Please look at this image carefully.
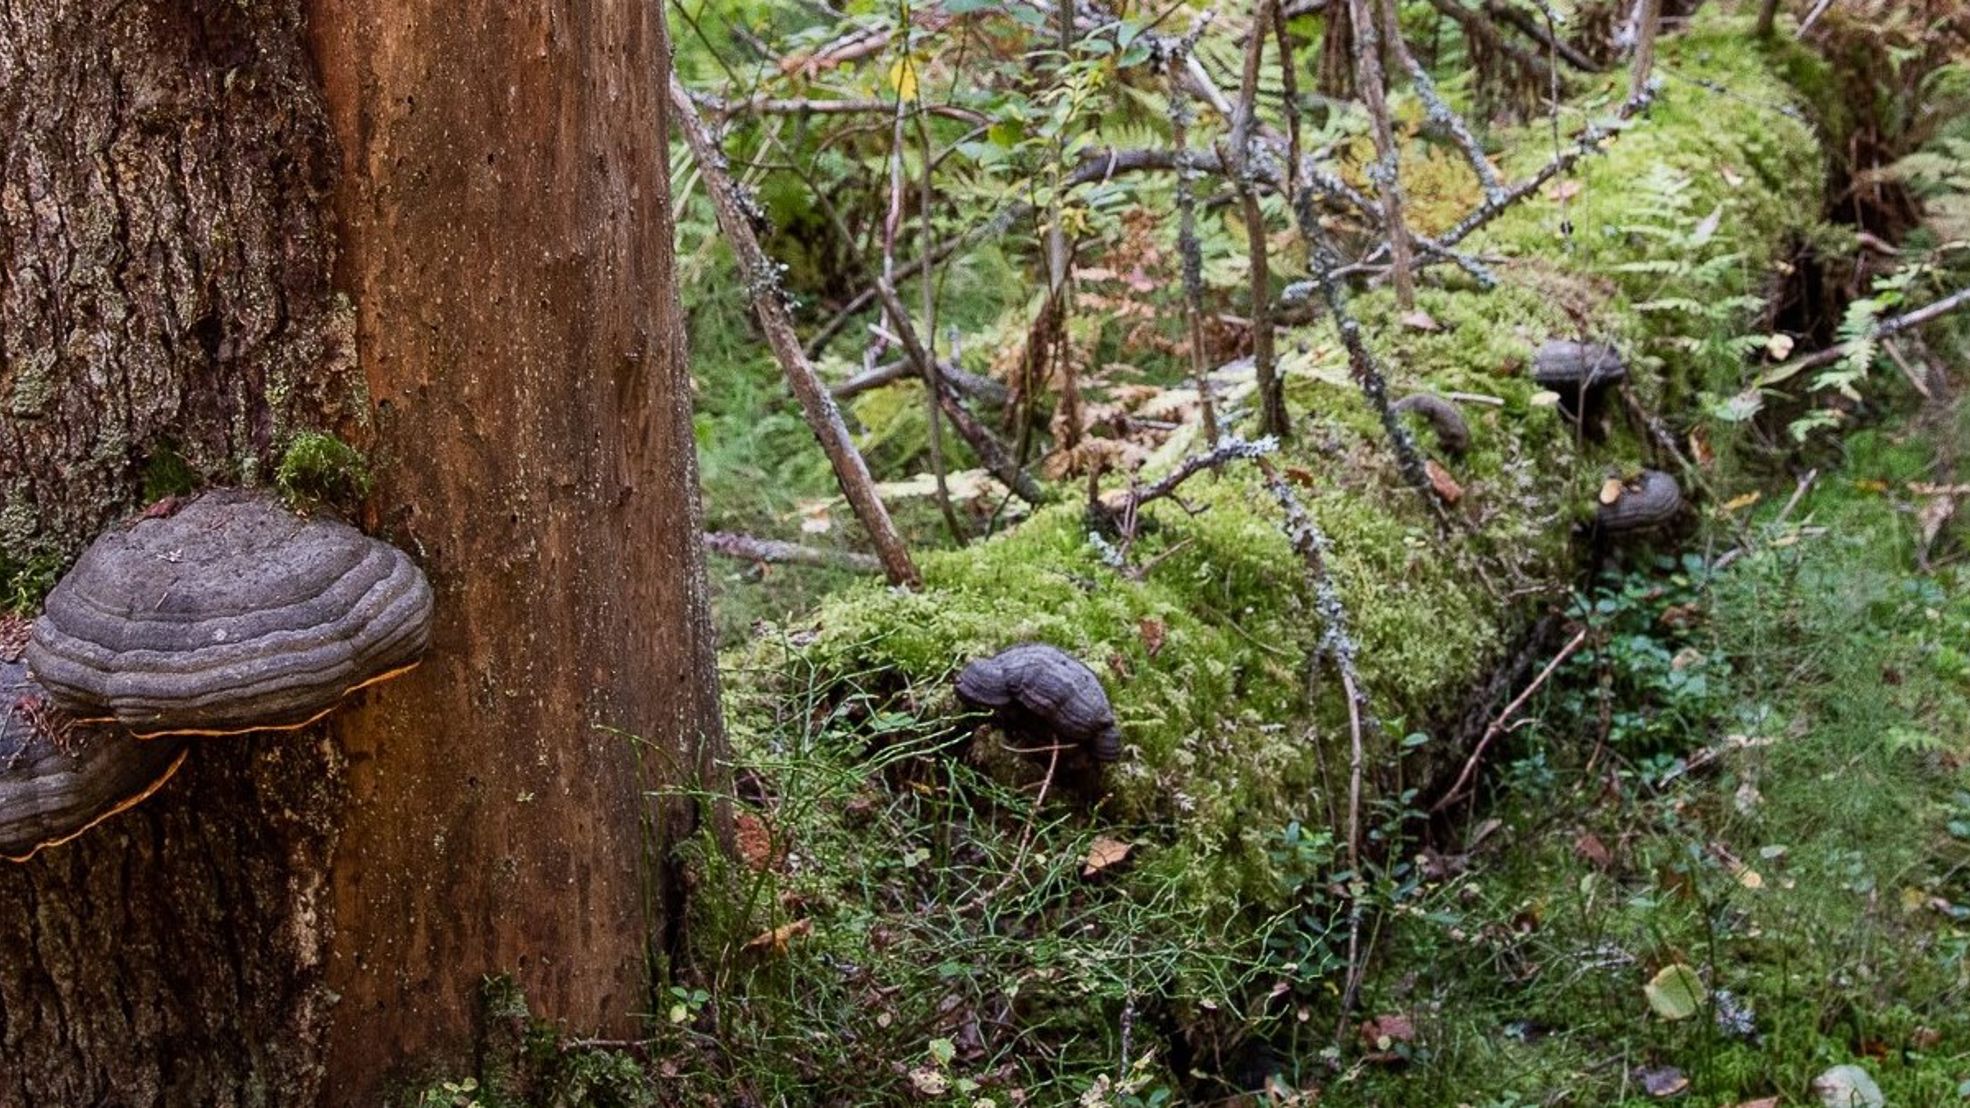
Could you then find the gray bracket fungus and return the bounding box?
[0,657,187,863]
[955,643,1123,762]
[1533,341,1626,422]
[26,489,433,737]
[1596,469,1686,534]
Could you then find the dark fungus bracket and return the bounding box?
[27,489,434,738]
[1533,340,1627,427]
[1596,469,1686,536]
[956,642,1123,763]
[0,656,187,863]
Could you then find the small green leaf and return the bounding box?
[928,1037,956,1066]
[1644,963,1706,1021]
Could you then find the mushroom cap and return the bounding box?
[26,489,433,737]
[956,643,1122,762]
[1532,341,1627,391]
[0,657,187,862]
[1595,469,1685,534]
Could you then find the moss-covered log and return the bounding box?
[709,16,1830,1091]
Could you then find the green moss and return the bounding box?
[274,431,370,509]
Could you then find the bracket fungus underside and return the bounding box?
[27,489,434,738]
[0,657,187,863]
[956,643,1123,763]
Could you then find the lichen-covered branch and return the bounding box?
[704,531,884,573]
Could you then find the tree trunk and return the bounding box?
[0,0,721,1102]
[0,2,351,1103]
[307,1,723,1099]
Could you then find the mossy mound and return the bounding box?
[697,13,1830,1102]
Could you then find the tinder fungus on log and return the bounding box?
[1596,469,1685,535]
[0,656,187,862]
[956,643,1123,762]
[1533,341,1626,423]
[26,489,433,737]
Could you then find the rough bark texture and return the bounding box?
[308,2,724,1100]
[0,0,358,573]
[0,2,350,1103]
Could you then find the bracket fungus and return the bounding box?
[1532,341,1626,425]
[956,643,1123,763]
[1390,393,1472,457]
[0,656,187,862]
[1595,469,1685,535]
[27,489,433,738]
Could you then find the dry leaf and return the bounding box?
[743,917,812,956]
[1600,477,1626,505]
[1082,837,1133,877]
[797,500,835,534]
[1721,491,1762,514]
[1574,832,1613,869]
[1400,310,1442,332]
[1720,166,1747,189]
[735,811,778,871]
[1529,389,1562,408]
[1689,426,1715,467]
[1286,465,1317,488]
[1426,459,1464,505]
[1138,618,1166,658]
[1765,333,1795,360]
[1358,1012,1416,1052]
[1547,178,1584,202]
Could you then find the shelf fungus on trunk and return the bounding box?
[1390,393,1472,457]
[26,489,434,738]
[1532,340,1626,427]
[1595,469,1685,536]
[0,656,187,863]
[956,643,1123,763]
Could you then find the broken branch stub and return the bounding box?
[27,489,433,737]
[0,657,188,862]
[956,643,1123,762]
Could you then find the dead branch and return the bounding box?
[1170,56,1223,446]
[873,279,1052,506]
[1349,0,1417,307]
[700,92,988,125]
[1421,0,1562,94]
[1229,0,1291,438]
[1483,0,1602,72]
[1761,286,1970,383]
[1383,0,1505,201]
[1434,624,1589,811]
[830,357,1010,406]
[704,532,885,574]
[669,74,922,589]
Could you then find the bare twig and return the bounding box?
[1760,286,1970,383]
[874,278,1051,505]
[1170,52,1223,446]
[1483,0,1601,72]
[1433,625,1588,812]
[668,74,922,589]
[1348,0,1417,307]
[1382,0,1504,202]
[1229,0,1290,438]
[1255,458,1379,1045]
[831,357,1009,406]
[704,532,884,574]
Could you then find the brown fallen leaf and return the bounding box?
[735,811,778,871]
[1286,465,1318,488]
[1721,491,1762,514]
[1400,309,1442,332]
[1548,178,1583,202]
[743,917,812,956]
[1358,1012,1416,1053]
[1138,618,1167,658]
[1082,837,1134,877]
[1574,832,1613,869]
[1689,426,1715,468]
[1600,477,1627,505]
[1765,333,1795,360]
[1426,459,1464,505]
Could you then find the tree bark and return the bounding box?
[308,1,723,1100]
[0,2,351,1103]
[0,1,721,1102]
